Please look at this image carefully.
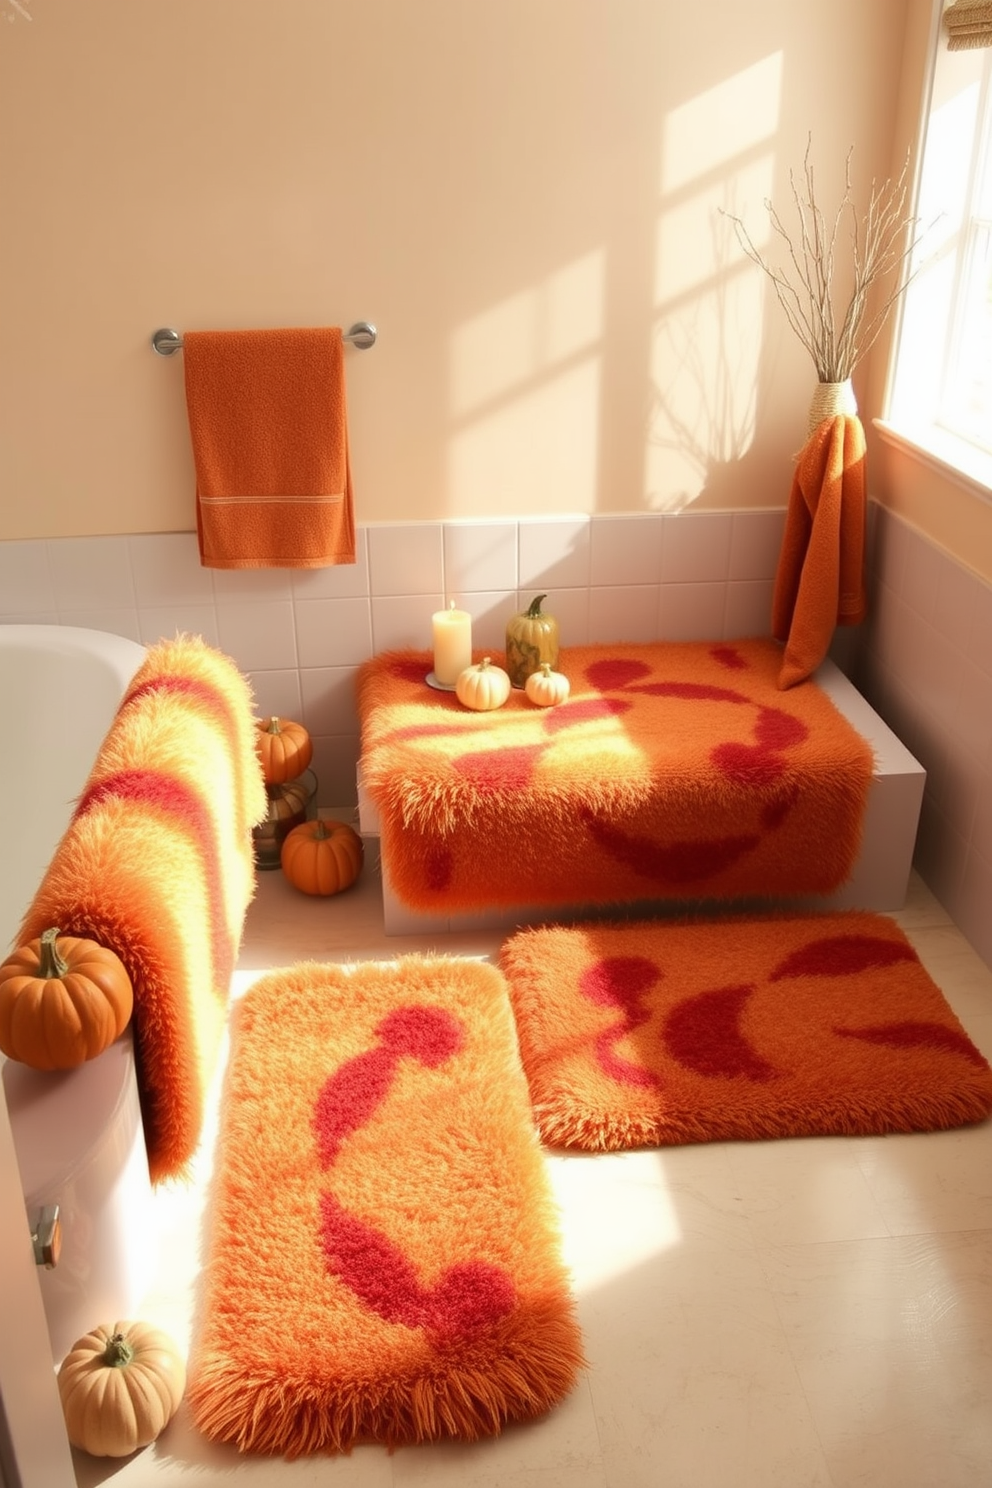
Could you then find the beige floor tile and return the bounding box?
[759,1230,992,1488]
[71,866,991,1487]
[853,1124,992,1235]
[727,1136,892,1246]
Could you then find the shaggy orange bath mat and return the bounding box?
[499,912,992,1150]
[187,957,584,1456]
[357,638,873,915]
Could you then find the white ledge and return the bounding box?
[872,418,992,505]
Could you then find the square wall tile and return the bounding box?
[210,567,294,601]
[868,505,908,592]
[590,515,664,587]
[0,541,54,614]
[729,510,786,581]
[459,591,519,654]
[128,533,215,605]
[0,609,58,625]
[969,578,992,676]
[659,582,727,641]
[588,586,660,643]
[367,523,443,597]
[954,659,992,765]
[217,600,298,672]
[299,665,361,737]
[900,523,944,623]
[518,516,590,591]
[931,551,978,652]
[295,596,373,667]
[290,529,370,599]
[529,587,590,649]
[443,522,517,596]
[724,579,774,638]
[58,608,142,644]
[138,606,219,647]
[248,668,303,723]
[661,511,733,584]
[47,536,136,608]
[371,594,437,653]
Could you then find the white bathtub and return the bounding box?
[0,624,146,953]
[0,623,153,1363]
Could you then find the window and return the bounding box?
[881,8,992,497]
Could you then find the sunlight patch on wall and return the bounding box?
[660,54,783,195]
[447,359,600,511]
[646,54,783,512]
[446,251,604,509]
[449,250,604,417]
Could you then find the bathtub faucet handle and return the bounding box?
[31,1203,62,1268]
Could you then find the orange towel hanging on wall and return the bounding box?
[183,326,356,570]
[771,414,867,690]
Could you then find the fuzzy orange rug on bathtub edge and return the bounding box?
[357,638,875,916]
[18,635,267,1184]
[187,956,584,1457]
[499,911,992,1151]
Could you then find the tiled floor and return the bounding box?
[71,856,992,1488]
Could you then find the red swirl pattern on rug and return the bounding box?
[187,956,584,1455]
[357,640,874,913]
[313,1004,517,1342]
[579,957,663,1090]
[500,911,992,1151]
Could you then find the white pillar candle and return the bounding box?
[432,602,473,685]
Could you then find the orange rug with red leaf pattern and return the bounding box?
[187,956,583,1457]
[499,911,992,1151]
[357,638,873,915]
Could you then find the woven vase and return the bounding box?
[807,378,858,436]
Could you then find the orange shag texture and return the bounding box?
[772,413,867,689]
[500,911,992,1151]
[357,638,874,915]
[187,956,584,1456]
[19,635,267,1183]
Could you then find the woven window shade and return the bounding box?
[944,1,992,49]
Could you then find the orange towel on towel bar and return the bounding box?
[183,326,356,570]
[771,413,867,690]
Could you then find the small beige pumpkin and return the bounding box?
[57,1320,186,1458]
[525,661,570,708]
[455,656,511,711]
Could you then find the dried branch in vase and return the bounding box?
[722,141,928,385]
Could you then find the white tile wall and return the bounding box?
[855,503,992,967]
[3,502,989,967]
[1,511,784,805]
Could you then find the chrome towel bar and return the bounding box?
[151,321,377,356]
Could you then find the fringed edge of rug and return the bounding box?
[361,754,665,837]
[533,1084,992,1153]
[187,1301,586,1457]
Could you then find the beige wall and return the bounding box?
[2,0,914,539]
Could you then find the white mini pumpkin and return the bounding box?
[455,656,512,711]
[57,1320,186,1458]
[524,662,570,707]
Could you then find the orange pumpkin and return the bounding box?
[255,716,313,786]
[0,928,134,1070]
[280,819,364,896]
